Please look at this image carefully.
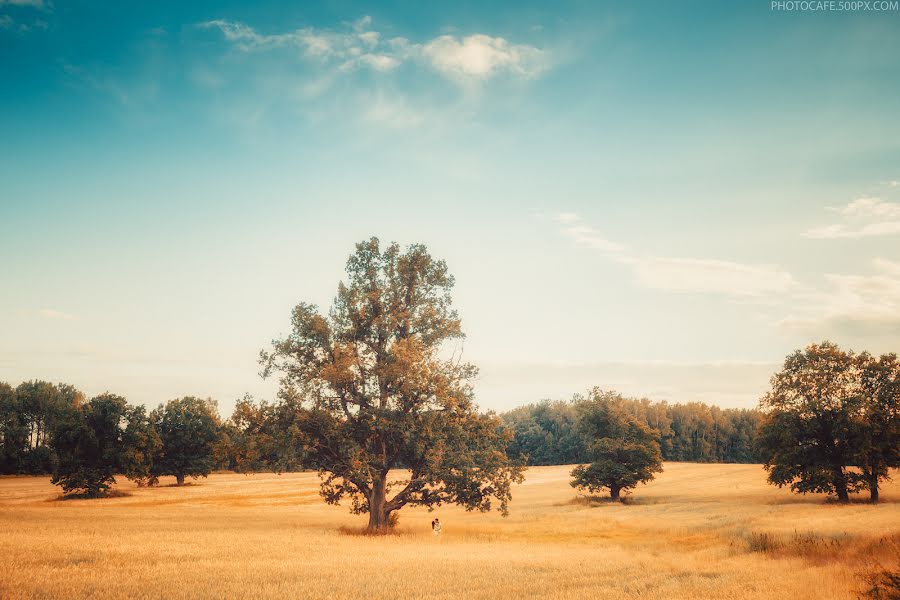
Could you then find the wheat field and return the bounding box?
[1,463,897,599]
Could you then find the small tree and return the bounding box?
[570,389,663,501]
[261,238,525,531]
[51,393,128,497]
[757,342,864,503]
[152,397,220,486]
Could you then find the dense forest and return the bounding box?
[1,379,763,475]
[502,394,763,465]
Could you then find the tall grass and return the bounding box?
[0,463,897,599]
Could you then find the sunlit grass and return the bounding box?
[1,463,897,599]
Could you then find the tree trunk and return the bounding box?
[832,467,849,503]
[176,473,185,486]
[869,471,879,504]
[610,484,621,502]
[367,476,392,532]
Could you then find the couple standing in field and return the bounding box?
[431,518,442,536]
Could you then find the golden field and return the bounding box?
[1,463,898,600]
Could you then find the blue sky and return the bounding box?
[1,0,899,413]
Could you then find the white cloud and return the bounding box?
[623,256,796,297]
[36,308,75,321]
[779,258,900,336]
[0,0,49,8]
[554,213,795,297]
[201,17,547,83]
[422,34,546,79]
[836,196,900,219]
[554,214,624,253]
[803,196,900,239]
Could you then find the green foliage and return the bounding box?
[261,237,525,531]
[570,389,663,500]
[152,397,220,485]
[121,404,162,487]
[219,394,306,473]
[0,382,29,473]
[503,400,589,466]
[0,381,83,474]
[50,393,128,497]
[757,341,899,503]
[504,396,762,466]
[856,352,900,503]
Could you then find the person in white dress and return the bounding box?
[431,518,442,536]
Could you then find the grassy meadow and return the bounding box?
[1,463,898,599]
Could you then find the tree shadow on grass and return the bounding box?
[337,525,403,537]
[767,494,900,506]
[49,489,133,502]
[562,494,650,507]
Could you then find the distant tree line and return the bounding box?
[0,383,222,495]
[2,339,897,506]
[502,394,763,466]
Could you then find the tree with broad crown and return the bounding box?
[50,393,128,497]
[260,237,525,532]
[756,342,866,503]
[570,389,663,501]
[152,397,220,486]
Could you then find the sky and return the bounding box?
[1,0,899,415]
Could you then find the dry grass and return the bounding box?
[1,463,898,599]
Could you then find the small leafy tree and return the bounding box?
[51,393,128,497]
[261,237,525,531]
[757,342,864,503]
[570,389,663,501]
[152,397,220,486]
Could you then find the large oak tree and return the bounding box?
[261,238,524,531]
[757,342,865,503]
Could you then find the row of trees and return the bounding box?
[503,396,762,466]
[0,386,221,495]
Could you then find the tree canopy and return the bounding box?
[757,342,900,503]
[261,237,524,531]
[152,397,220,486]
[51,393,129,497]
[570,390,663,501]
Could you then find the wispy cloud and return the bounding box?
[803,196,900,239]
[422,34,545,80]
[35,308,75,321]
[554,213,796,297]
[779,258,900,336]
[0,0,50,9]
[553,213,624,253]
[362,92,425,128]
[200,16,547,83]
